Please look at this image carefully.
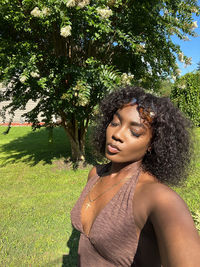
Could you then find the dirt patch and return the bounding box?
[52,158,93,171]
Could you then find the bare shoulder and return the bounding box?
[87,166,98,181]
[135,171,189,211]
[145,181,187,210]
[141,180,200,267]
[133,173,185,229]
[139,180,194,224]
[87,163,109,182]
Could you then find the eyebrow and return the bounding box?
[115,111,145,128]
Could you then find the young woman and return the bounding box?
[71,86,200,267]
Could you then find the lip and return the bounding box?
[107,143,121,154]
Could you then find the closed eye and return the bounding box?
[130,130,141,138]
[110,121,119,127]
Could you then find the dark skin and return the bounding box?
[81,105,200,267]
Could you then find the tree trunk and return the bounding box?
[47,126,54,143]
[66,131,85,162]
[62,121,87,162]
[59,110,90,162]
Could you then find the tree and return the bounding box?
[171,71,200,126]
[155,78,173,97]
[0,0,199,161]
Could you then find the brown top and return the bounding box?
[71,167,161,267]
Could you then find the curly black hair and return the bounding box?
[93,86,193,185]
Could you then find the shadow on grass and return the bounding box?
[42,228,80,267]
[62,228,80,267]
[0,127,70,166]
[0,126,99,167]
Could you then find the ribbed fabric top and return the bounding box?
[71,167,142,267]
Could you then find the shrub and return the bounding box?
[170,72,200,126]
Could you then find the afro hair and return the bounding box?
[93,86,193,185]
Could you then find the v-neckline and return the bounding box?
[80,174,134,238]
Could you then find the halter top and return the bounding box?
[71,166,161,267]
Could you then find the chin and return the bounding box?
[105,153,118,162]
[105,153,142,165]
[105,153,126,163]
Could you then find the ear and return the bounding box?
[147,146,152,153]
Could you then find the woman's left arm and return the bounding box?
[149,185,200,267]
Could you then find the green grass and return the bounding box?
[0,126,199,266]
[0,126,88,266]
[173,128,200,214]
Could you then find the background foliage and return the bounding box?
[0,0,199,160]
[171,71,200,126]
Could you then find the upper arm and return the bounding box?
[87,163,109,182]
[149,186,200,267]
[87,166,97,182]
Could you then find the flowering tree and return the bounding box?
[0,0,199,161]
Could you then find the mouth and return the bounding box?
[107,143,121,154]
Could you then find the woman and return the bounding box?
[71,86,200,266]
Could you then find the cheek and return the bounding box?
[106,126,112,139]
[105,128,108,140]
[127,138,150,158]
[129,142,147,154]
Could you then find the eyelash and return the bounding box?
[110,121,141,138]
[110,121,119,127]
[130,131,141,138]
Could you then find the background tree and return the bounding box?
[157,78,173,97]
[0,0,199,161]
[171,71,200,126]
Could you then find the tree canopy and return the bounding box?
[0,0,199,161]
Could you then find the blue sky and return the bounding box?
[173,1,200,76]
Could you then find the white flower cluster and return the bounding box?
[179,84,186,89]
[19,75,27,83]
[78,97,89,106]
[31,7,41,17]
[184,57,192,67]
[164,9,169,15]
[66,0,90,8]
[60,25,72,37]
[73,80,83,92]
[171,75,176,81]
[137,44,146,53]
[191,21,198,29]
[97,7,113,19]
[191,7,198,13]
[78,0,90,8]
[72,80,90,106]
[30,71,40,78]
[178,52,184,63]
[31,6,50,17]
[121,73,134,85]
[42,7,50,16]
[66,0,76,7]
[183,35,189,41]
[176,69,181,76]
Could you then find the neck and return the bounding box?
[107,161,142,178]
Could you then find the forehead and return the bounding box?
[116,105,141,123]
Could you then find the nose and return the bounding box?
[112,127,124,143]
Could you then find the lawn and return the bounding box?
[0,126,199,266]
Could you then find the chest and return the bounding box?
[81,178,129,237]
